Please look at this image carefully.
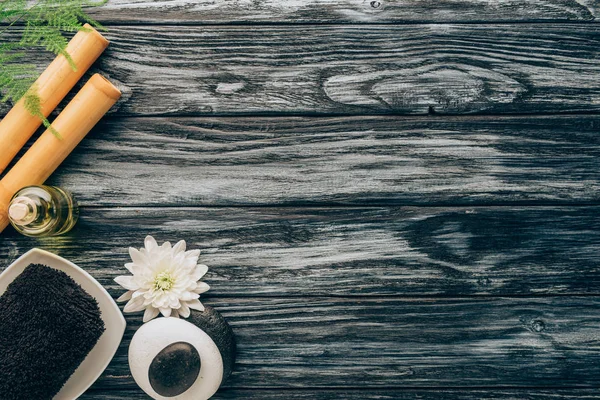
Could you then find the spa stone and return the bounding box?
[188,306,236,382]
[129,317,225,400]
[149,342,201,397]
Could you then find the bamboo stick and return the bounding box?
[0,74,121,233]
[0,23,109,174]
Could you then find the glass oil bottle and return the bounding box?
[8,185,79,237]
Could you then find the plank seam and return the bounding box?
[95,110,600,119]
[77,204,600,209]
[199,294,600,299]
[67,21,600,27]
[88,385,600,391]
[99,112,600,120]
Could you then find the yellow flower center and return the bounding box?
[154,270,175,291]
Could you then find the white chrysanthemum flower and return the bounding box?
[115,235,210,322]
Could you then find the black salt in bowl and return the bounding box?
[0,264,105,400]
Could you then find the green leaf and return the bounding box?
[0,0,106,138]
[22,86,62,139]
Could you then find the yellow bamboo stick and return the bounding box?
[0,74,121,233]
[0,23,109,174]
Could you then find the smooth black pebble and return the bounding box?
[149,342,201,397]
[188,306,236,383]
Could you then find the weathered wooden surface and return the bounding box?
[2,2,600,398]
[82,297,600,389]
[6,24,599,117]
[97,24,599,115]
[81,389,600,400]
[40,115,600,206]
[1,206,598,296]
[87,0,600,23]
[82,389,600,399]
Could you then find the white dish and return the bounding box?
[0,248,126,400]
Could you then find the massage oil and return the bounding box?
[8,185,79,237]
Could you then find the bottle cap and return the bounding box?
[8,197,37,225]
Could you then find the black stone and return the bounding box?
[188,306,236,382]
[149,342,201,397]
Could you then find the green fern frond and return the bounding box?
[0,62,36,103]
[22,86,62,139]
[0,0,106,138]
[20,23,76,69]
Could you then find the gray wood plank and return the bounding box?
[6,24,599,116]
[86,297,600,389]
[42,116,600,206]
[81,388,600,399]
[105,24,600,115]
[1,206,599,296]
[87,0,599,23]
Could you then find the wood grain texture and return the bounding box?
[1,8,599,397]
[83,297,600,389]
[1,206,598,296]
[6,24,599,116]
[39,115,600,206]
[87,0,600,23]
[81,388,600,399]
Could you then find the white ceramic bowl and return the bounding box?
[0,248,126,400]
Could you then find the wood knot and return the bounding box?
[323,63,525,114]
[477,277,492,287]
[530,319,545,332]
[370,1,381,8]
[216,82,246,95]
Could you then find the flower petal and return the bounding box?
[145,235,158,251]
[192,265,209,281]
[186,299,205,312]
[169,296,181,309]
[171,309,180,318]
[132,290,146,299]
[173,240,186,255]
[153,293,169,309]
[185,249,200,260]
[160,307,172,317]
[179,302,191,318]
[179,259,197,273]
[143,307,160,322]
[172,253,186,269]
[116,290,133,302]
[124,296,145,313]
[181,292,200,301]
[133,275,148,289]
[194,282,210,294]
[155,253,172,272]
[115,276,140,291]
[129,247,149,266]
[125,262,137,274]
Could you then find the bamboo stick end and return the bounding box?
[90,74,122,101]
[82,23,109,48]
